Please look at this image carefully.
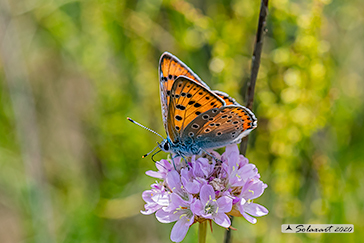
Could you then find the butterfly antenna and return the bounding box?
[142,143,160,158]
[127,117,164,140]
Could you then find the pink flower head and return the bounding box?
[140,144,268,242]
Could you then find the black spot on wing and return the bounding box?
[176,104,186,110]
[194,103,201,108]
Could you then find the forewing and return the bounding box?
[167,76,225,143]
[182,105,257,149]
[159,52,209,132]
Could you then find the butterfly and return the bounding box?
[155,52,257,157]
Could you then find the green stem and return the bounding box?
[198,221,207,243]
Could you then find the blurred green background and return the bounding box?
[0,0,363,242]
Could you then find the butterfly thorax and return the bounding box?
[159,137,202,157]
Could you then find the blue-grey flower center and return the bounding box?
[174,206,193,221]
[204,196,219,215]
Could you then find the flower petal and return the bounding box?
[216,196,233,213]
[190,200,203,215]
[239,164,258,179]
[182,178,200,194]
[141,190,154,203]
[213,213,231,228]
[151,192,170,206]
[172,156,184,171]
[192,160,205,178]
[145,170,162,178]
[156,208,179,223]
[170,215,193,242]
[198,158,212,177]
[242,180,267,200]
[199,184,215,204]
[168,193,188,209]
[242,212,257,224]
[244,203,269,217]
[181,168,201,194]
[156,159,172,172]
[238,155,249,167]
[140,205,161,215]
[236,198,247,217]
[224,144,239,161]
[166,170,181,190]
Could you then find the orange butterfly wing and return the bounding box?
[167,76,225,143]
[159,52,255,146]
[159,52,209,132]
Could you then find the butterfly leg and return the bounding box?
[170,153,177,170]
[202,149,222,163]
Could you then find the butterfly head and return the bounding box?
[158,138,172,153]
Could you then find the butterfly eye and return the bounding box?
[163,142,170,151]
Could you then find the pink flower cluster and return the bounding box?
[141,144,268,242]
